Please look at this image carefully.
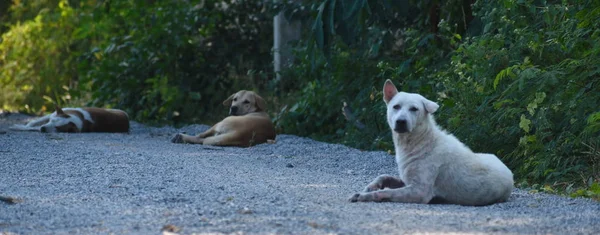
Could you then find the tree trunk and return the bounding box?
[273,9,301,81]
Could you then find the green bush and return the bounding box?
[275,45,392,150]
[275,0,469,150]
[440,0,600,185]
[0,0,79,112]
[1,0,277,122]
[277,0,600,190]
[78,0,277,124]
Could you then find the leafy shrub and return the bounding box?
[275,44,392,150]
[79,0,277,124]
[440,0,600,185]
[1,0,277,123]
[570,183,600,201]
[278,0,600,189]
[0,0,79,112]
[275,0,470,150]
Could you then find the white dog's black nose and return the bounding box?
[229,106,239,115]
[40,126,47,133]
[394,120,408,133]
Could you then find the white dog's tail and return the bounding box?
[9,124,41,131]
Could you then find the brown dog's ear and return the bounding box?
[223,93,235,106]
[254,93,267,111]
[383,79,398,104]
[55,105,65,115]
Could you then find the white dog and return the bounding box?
[349,79,514,206]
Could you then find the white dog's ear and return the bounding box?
[422,97,439,114]
[223,93,235,106]
[383,79,398,104]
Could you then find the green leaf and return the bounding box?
[494,67,511,90]
[587,112,600,124]
[483,22,492,34]
[328,0,337,35]
[583,111,600,135]
[527,92,546,115]
[189,92,201,100]
[343,0,366,20]
[519,114,531,133]
[312,1,327,52]
[493,99,514,109]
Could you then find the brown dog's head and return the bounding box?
[222,90,266,116]
[40,105,82,133]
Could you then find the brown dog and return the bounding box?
[171,90,276,147]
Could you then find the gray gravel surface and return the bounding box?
[1,112,599,235]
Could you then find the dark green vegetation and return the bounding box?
[1,0,276,123]
[1,0,598,199]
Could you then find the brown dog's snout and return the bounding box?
[394,119,408,133]
[229,106,239,116]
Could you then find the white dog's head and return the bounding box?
[40,106,83,133]
[383,79,439,134]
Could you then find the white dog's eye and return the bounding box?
[243,100,250,104]
[233,98,238,101]
[393,105,401,110]
[409,107,418,112]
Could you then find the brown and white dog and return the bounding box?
[9,106,130,133]
[171,90,276,147]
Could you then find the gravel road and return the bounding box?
[1,112,599,235]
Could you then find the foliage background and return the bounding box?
[1,0,277,123]
[1,0,598,197]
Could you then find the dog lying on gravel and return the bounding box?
[9,106,129,133]
[171,90,276,147]
[349,80,514,206]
